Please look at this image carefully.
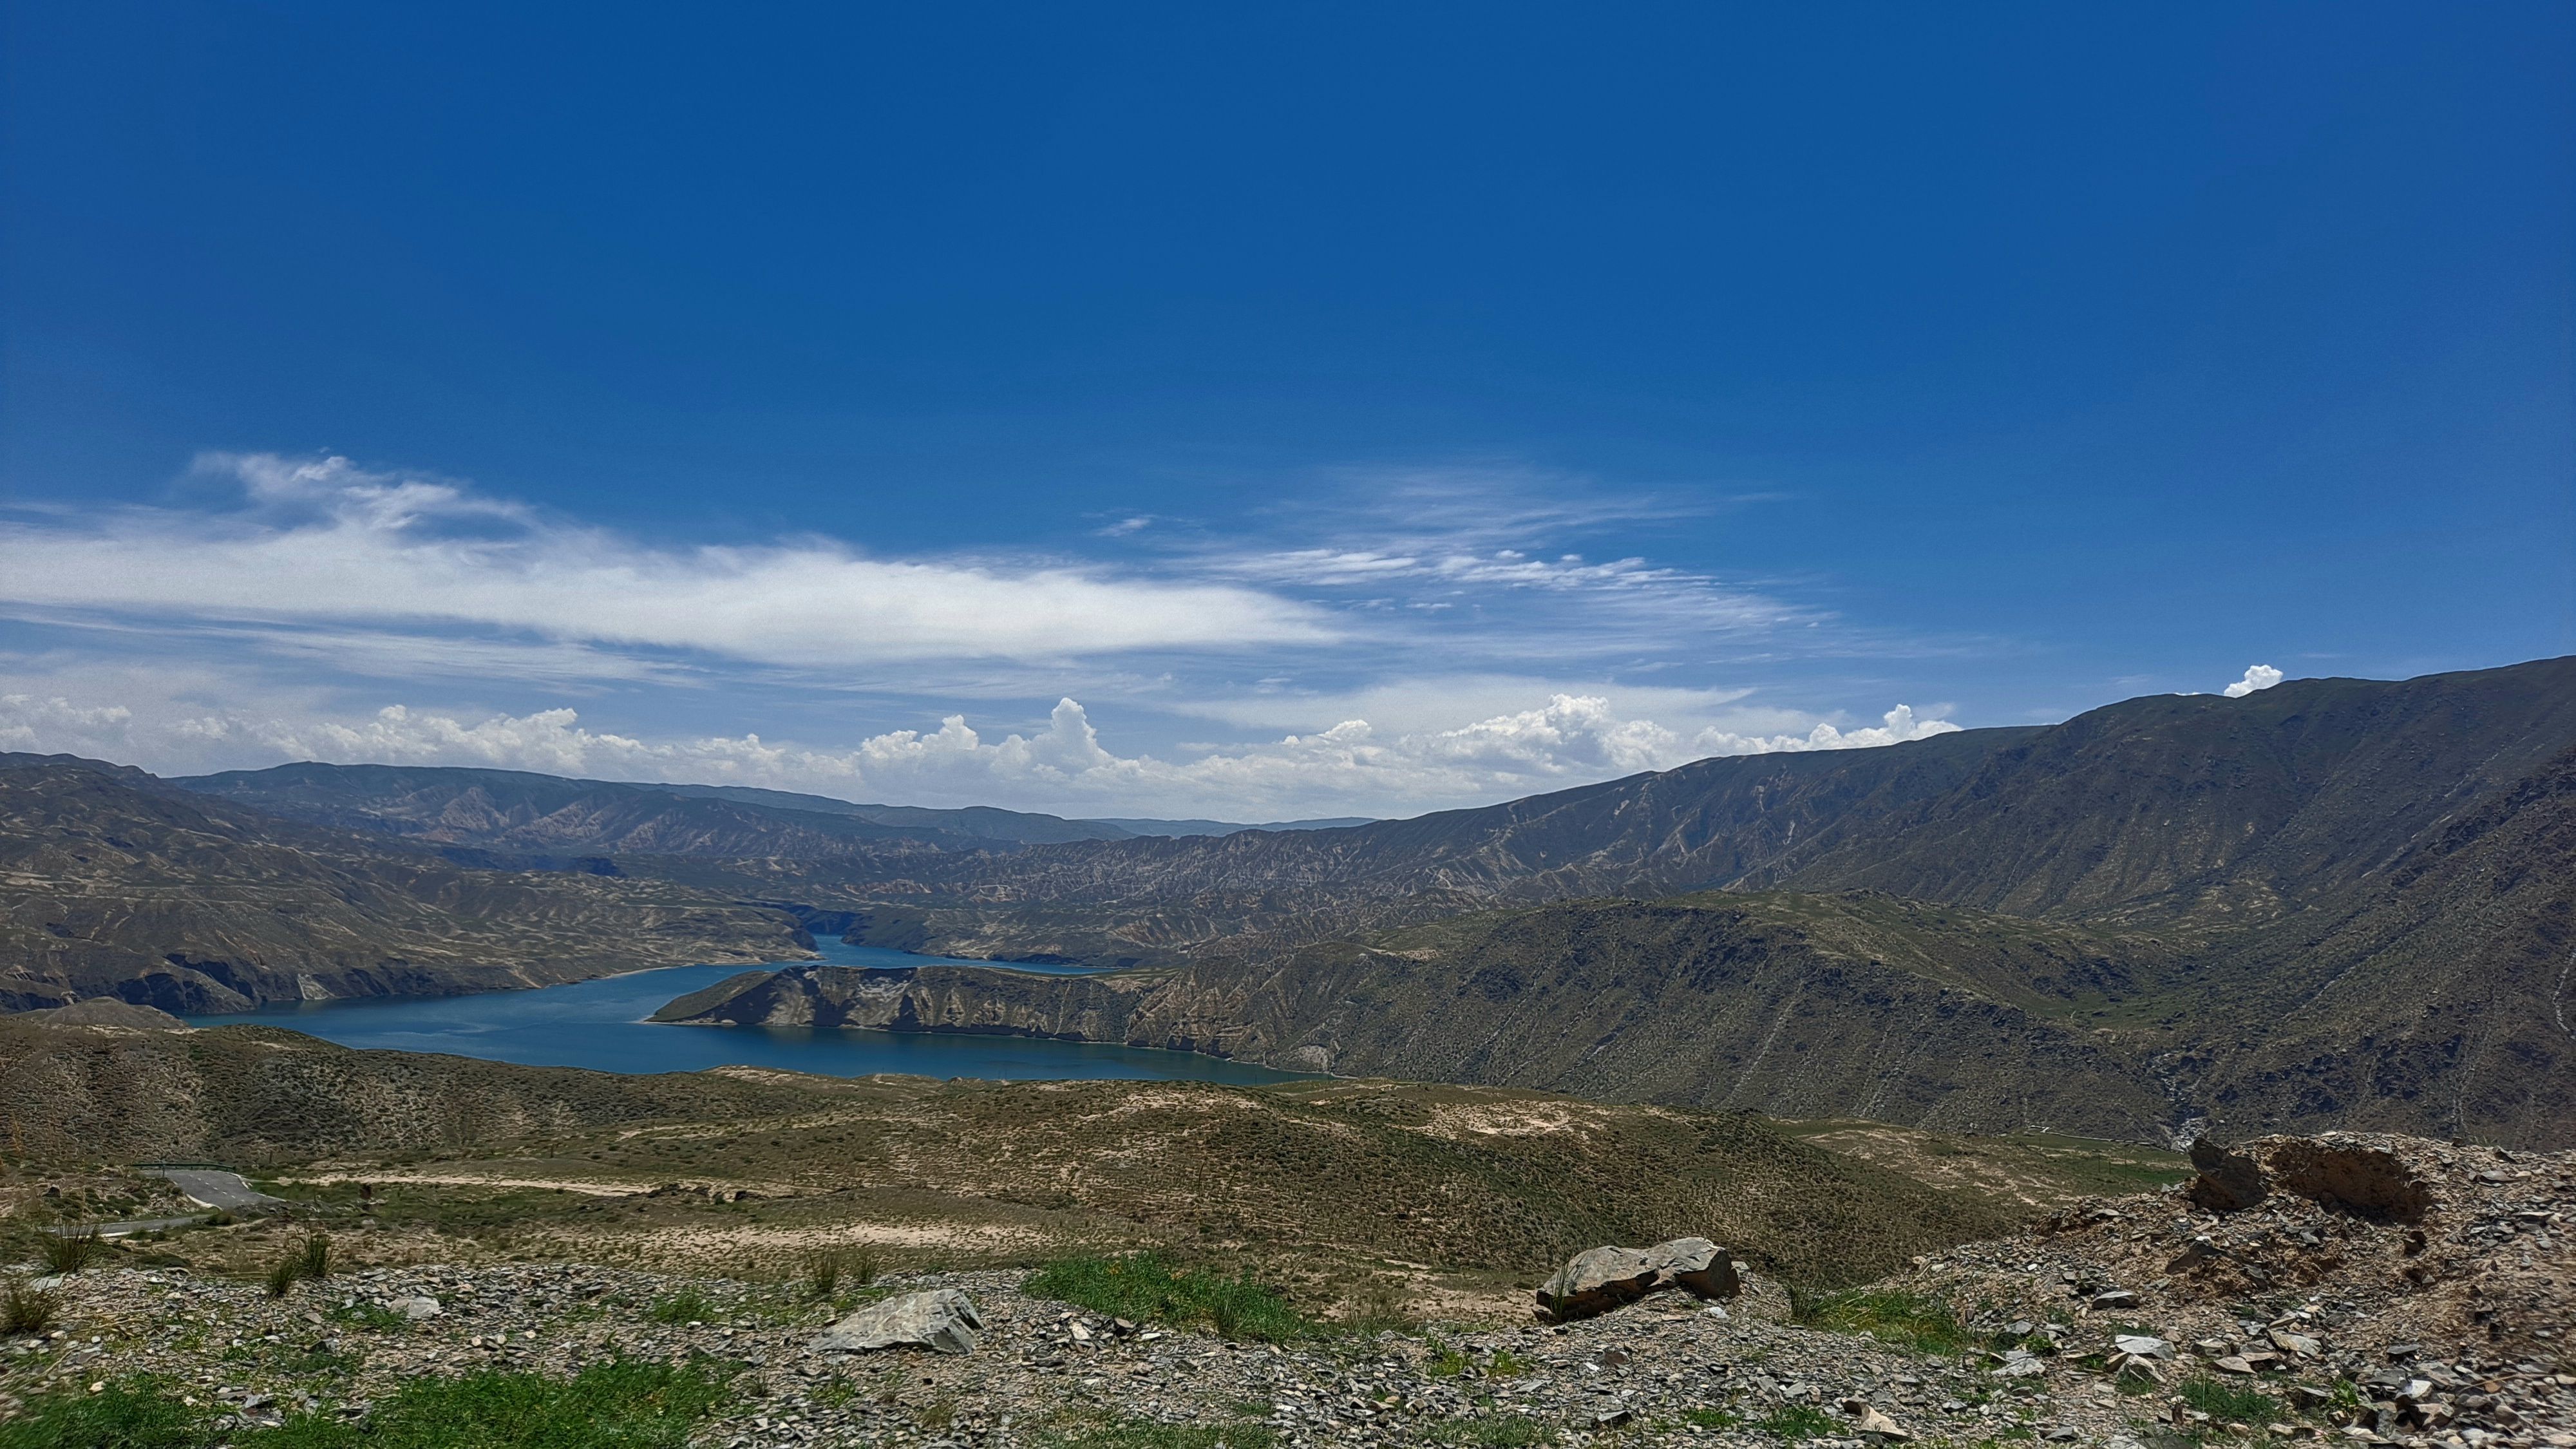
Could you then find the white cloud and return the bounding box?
[2222,663,2285,698]
[24,689,1961,818]
[0,694,134,753]
[0,453,1333,669]
[0,449,1986,816]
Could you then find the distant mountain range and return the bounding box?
[659,656,2576,1148]
[5,656,2570,1146]
[0,754,807,1014]
[175,762,1373,857]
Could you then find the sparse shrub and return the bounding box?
[3,1278,59,1336]
[1757,1404,1841,1440]
[1795,1289,1976,1354]
[1343,1278,1414,1335]
[37,1227,101,1277]
[645,1289,715,1325]
[1024,1253,1313,1343]
[265,1255,300,1299]
[1425,1414,1556,1446]
[1041,1415,1280,1449]
[2179,1374,2281,1426]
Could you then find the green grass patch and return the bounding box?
[2177,1375,2280,1426]
[325,1300,409,1333]
[1424,1415,1556,1447]
[643,1288,716,1325]
[1040,1413,1279,1449]
[1795,1289,1976,1354]
[0,1359,736,1449]
[0,1376,200,1449]
[1023,1253,1314,1343]
[1758,1405,1842,1441]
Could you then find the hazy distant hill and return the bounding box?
[1086,816,1378,837]
[177,764,1378,856]
[0,755,804,1012]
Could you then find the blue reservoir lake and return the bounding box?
[186,938,1306,1086]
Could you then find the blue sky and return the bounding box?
[2,3,2569,817]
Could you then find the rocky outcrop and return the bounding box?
[2184,1133,2433,1222]
[2185,1137,2270,1212]
[14,998,187,1030]
[649,964,1175,1046]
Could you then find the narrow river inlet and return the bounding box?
[184,938,1308,1085]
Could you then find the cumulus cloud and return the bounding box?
[2222,664,2285,698]
[0,453,1332,669]
[0,694,135,753]
[46,690,1960,818]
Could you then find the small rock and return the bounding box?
[389,1296,441,1321]
[2091,1289,2142,1311]
[2115,1335,2173,1359]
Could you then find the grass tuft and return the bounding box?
[37,1228,102,1277]
[803,1245,877,1302]
[1024,1253,1314,1343]
[3,1278,59,1336]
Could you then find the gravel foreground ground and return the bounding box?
[0,1132,2565,1449]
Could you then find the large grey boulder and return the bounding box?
[1535,1246,1660,1321]
[1647,1237,1742,1300]
[810,1289,984,1355]
[1535,1236,1740,1321]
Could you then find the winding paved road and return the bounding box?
[141,1168,290,1214]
